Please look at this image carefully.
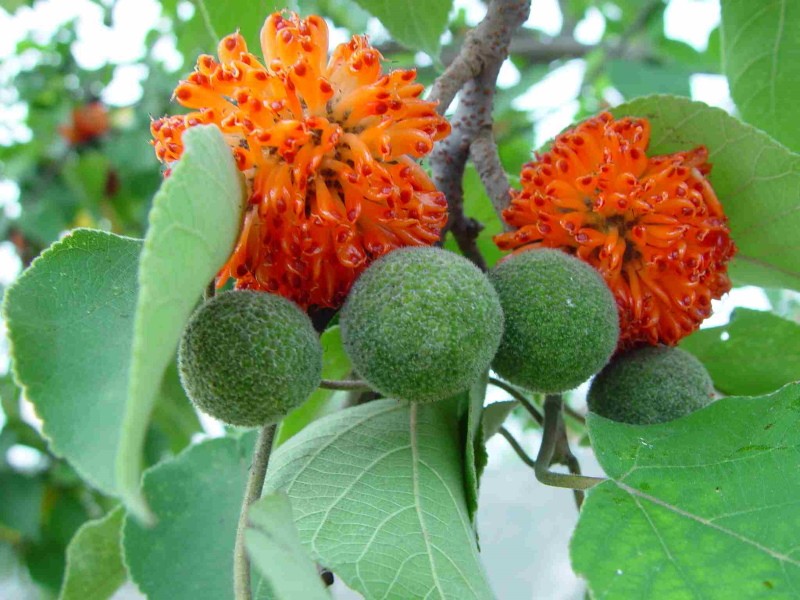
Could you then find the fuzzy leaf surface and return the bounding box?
[116,124,244,522]
[264,398,494,600]
[572,384,800,598]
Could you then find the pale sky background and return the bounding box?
[0,2,780,597]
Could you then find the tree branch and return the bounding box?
[319,378,372,391]
[429,0,531,268]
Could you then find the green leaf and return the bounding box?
[611,95,800,291]
[60,507,126,600]
[0,472,44,540]
[276,326,351,446]
[572,384,800,598]
[722,0,800,152]
[116,124,244,523]
[681,308,800,396]
[607,60,692,99]
[123,434,256,600]
[464,373,488,524]
[351,0,453,58]
[149,361,203,458]
[264,398,494,600]
[482,400,517,441]
[245,494,331,600]
[4,229,141,493]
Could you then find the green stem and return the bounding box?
[535,395,604,492]
[234,424,277,600]
[319,378,372,392]
[488,377,544,425]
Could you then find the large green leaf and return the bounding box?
[123,434,256,600]
[681,308,800,396]
[60,507,126,600]
[276,326,351,446]
[612,95,800,291]
[351,0,452,58]
[572,384,800,598]
[246,494,331,600]
[607,60,692,99]
[4,230,141,493]
[721,0,800,152]
[116,124,244,522]
[464,373,488,524]
[264,398,494,600]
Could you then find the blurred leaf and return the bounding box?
[681,308,800,396]
[608,59,692,98]
[124,434,256,600]
[245,494,331,600]
[61,152,110,214]
[722,0,800,152]
[4,229,141,494]
[351,0,453,58]
[573,384,800,598]
[264,398,494,600]
[60,507,126,600]
[612,95,800,291]
[116,125,244,523]
[276,326,350,445]
[482,400,517,441]
[0,472,45,540]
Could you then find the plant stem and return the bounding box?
[498,426,536,468]
[319,378,372,391]
[488,377,544,425]
[535,395,604,492]
[234,424,277,600]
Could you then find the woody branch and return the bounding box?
[428,0,531,269]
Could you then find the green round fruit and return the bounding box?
[489,248,619,393]
[588,345,714,424]
[178,290,322,427]
[340,247,504,403]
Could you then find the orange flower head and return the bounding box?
[151,12,450,309]
[495,112,736,350]
[60,101,110,145]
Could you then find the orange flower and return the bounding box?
[60,101,110,145]
[495,112,736,349]
[151,13,449,309]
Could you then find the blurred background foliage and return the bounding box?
[0,0,763,596]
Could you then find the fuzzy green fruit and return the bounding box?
[178,290,322,426]
[340,247,504,403]
[588,345,714,424]
[489,248,619,393]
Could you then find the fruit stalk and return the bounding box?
[234,423,277,600]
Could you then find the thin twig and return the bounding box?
[488,377,543,426]
[563,404,586,425]
[319,378,372,392]
[534,395,604,492]
[498,426,536,468]
[234,424,277,600]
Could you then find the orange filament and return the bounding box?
[495,112,736,349]
[151,12,450,309]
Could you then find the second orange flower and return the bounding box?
[152,13,450,310]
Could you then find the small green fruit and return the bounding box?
[340,247,504,403]
[178,290,322,426]
[588,345,714,424]
[489,248,619,393]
